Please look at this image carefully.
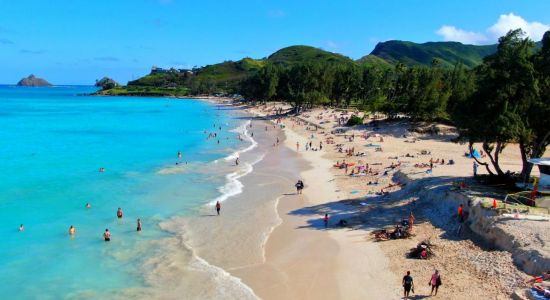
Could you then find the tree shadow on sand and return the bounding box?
[287,173,506,246]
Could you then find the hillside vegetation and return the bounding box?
[359,41,497,68]
[100,38,542,96]
[267,45,354,66]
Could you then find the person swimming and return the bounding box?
[137,218,142,232]
[99,167,105,172]
[69,225,76,235]
[117,208,123,219]
[85,203,91,209]
[177,151,182,159]
[19,224,24,232]
[103,229,111,241]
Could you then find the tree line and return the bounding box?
[239,30,550,182]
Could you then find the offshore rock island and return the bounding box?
[16,74,52,87]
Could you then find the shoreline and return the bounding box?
[235,102,546,299]
[74,95,545,299]
[234,105,399,299]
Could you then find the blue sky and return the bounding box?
[1,0,549,85]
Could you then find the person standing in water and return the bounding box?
[19,224,24,232]
[235,157,239,166]
[136,219,142,232]
[117,208,123,219]
[215,201,221,216]
[323,214,329,228]
[177,151,182,159]
[103,229,111,241]
[69,225,76,236]
[85,203,91,209]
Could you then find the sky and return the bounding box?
[1,0,550,85]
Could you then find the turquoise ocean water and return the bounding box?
[0,86,246,298]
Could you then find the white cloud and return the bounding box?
[488,13,549,41]
[436,13,550,44]
[436,25,488,44]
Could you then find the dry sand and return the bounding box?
[239,103,548,299]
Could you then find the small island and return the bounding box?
[95,77,120,90]
[17,74,52,87]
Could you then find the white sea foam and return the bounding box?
[121,222,259,300]
[209,153,265,205]
[224,120,257,162]
[184,240,259,299]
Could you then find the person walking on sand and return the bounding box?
[473,161,478,177]
[408,211,415,232]
[235,157,239,166]
[117,207,123,219]
[137,218,142,232]
[295,180,304,194]
[104,229,111,241]
[296,142,299,152]
[323,214,329,228]
[215,201,221,216]
[402,271,414,299]
[429,270,442,296]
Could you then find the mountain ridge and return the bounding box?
[97,38,543,96]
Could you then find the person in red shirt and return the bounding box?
[458,204,464,223]
[323,214,329,228]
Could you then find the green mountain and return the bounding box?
[267,45,354,65]
[98,46,351,96]
[127,58,264,87]
[358,41,497,68]
[98,39,542,96]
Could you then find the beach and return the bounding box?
[2,88,547,299]
[230,102,548,299]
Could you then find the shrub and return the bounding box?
[346,115,363,126]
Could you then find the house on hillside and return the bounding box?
[151,66,170,74]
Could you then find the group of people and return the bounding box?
[104,207,142,241]
[402,270,442,299]
[19,205,144,242]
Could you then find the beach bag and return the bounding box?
[436,276,442,286]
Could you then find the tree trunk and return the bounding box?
[482,142,505,176]
[469,143,494,175]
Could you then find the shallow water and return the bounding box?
[0,86,249,298]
